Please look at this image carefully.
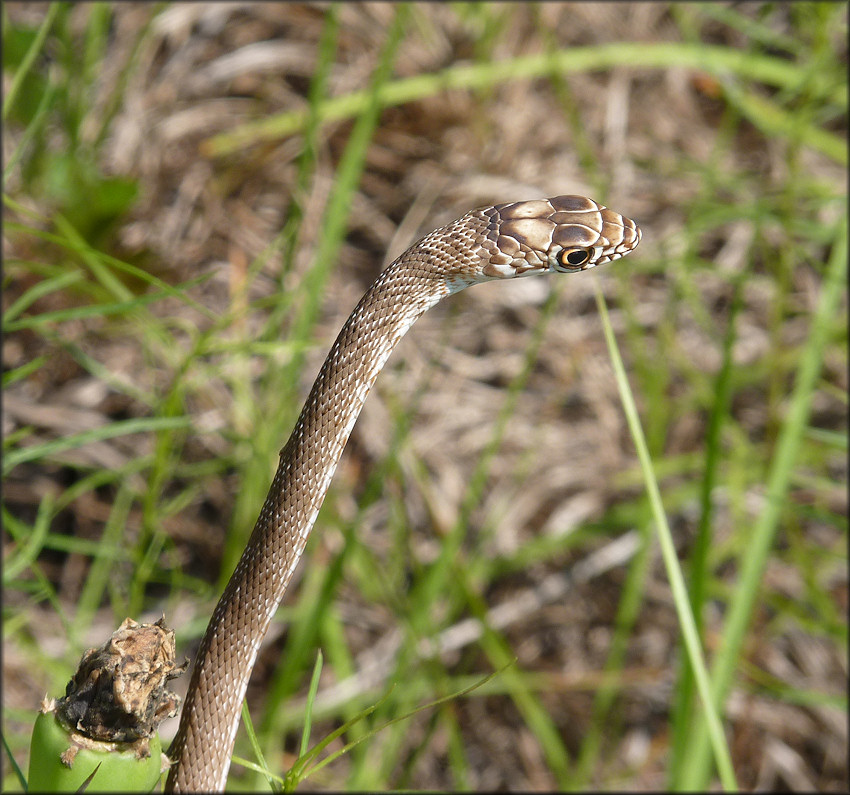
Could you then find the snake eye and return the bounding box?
[556,247,593,271]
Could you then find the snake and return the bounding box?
[165,195,641,791]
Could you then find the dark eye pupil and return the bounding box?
[565,249,589,266]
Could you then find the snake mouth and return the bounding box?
[601,221,642,263]
[595,247,636,267]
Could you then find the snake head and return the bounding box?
[478,195,641,279]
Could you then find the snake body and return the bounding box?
[166,195,640,791]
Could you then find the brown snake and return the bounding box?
[166,195,641,791]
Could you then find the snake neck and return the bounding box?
[165,254,460,791]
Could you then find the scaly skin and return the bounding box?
[166,195,641,791]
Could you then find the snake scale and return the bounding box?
[166,195,641,791]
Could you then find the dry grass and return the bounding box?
[3,2,847,791]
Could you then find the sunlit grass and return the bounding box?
[3,2,846,791]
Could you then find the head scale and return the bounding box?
[476,194,641,280]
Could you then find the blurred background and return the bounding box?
[3,2,847,791]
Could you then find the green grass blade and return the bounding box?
[275,1,339,283]
[1,729,28,791]
[239,700,275,791]
[204,42,844,155]
[3,416,191,474]
[301,669,502,783]
[2,492,54,584]
[402,284,574,785]
[73,484,135,634]
[573,515,654,788]
[3,269,84,324]
[669,273,745,783]
[678,213,848,789]
[2,2,59,120]
[721,79,846,165]
[4,216,216,319]
[300,650,324,758]
[3,291,175,332]
[3,79,58,186]
[52,213,133,301]
[286,691,391,785]
[222,2,410,577]
[285,3,410,351]
[229,753,284,788]
[2,274,212,332]
[594,281,738,791]
[2,355,47,388]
